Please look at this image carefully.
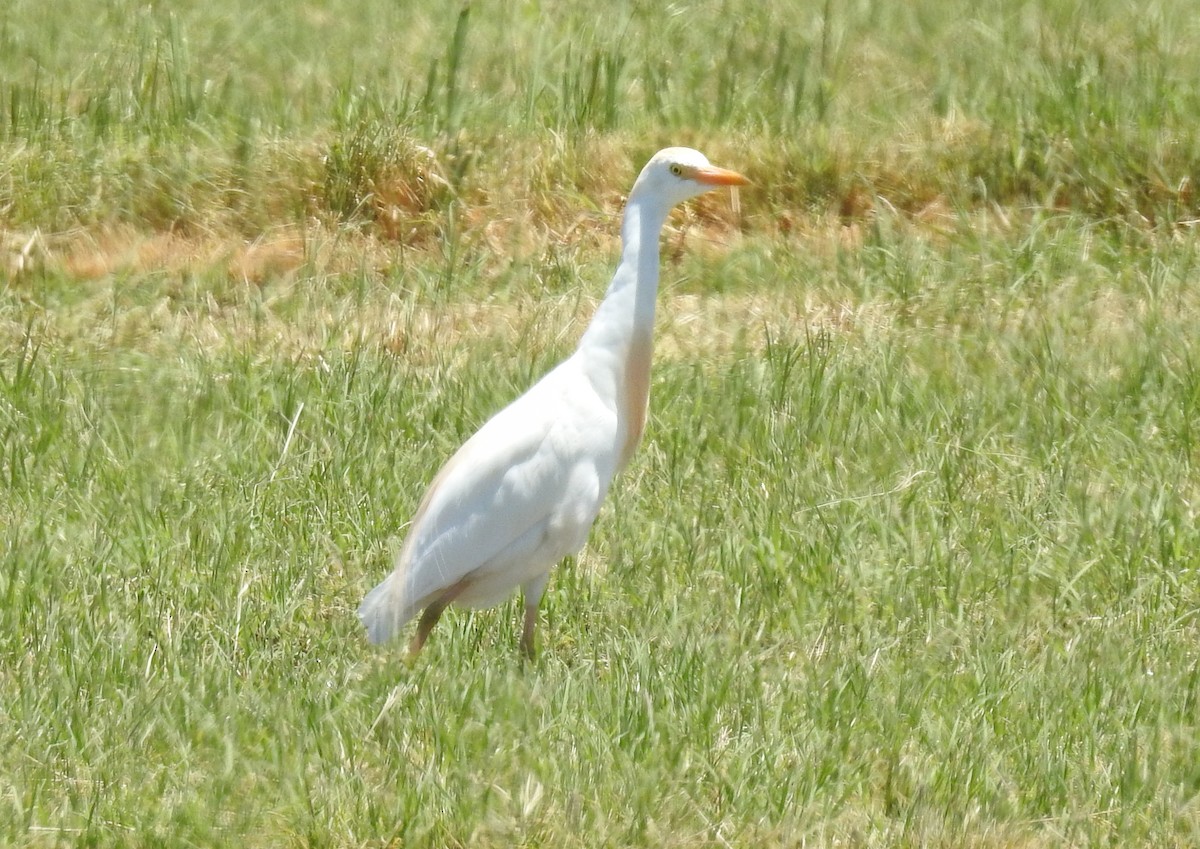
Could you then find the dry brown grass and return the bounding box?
[0,128,965,286]
[2,225,309,284]
[6,114,1193,299]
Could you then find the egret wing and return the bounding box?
[386,366,613,622]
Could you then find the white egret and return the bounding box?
[359,147,749,658]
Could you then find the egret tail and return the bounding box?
[358,572,411,645]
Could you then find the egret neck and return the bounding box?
[574,191,671,469]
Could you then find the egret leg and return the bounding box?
[519,573,550,660]
[408,579,470,659]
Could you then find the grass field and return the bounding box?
[3,0,1200,846]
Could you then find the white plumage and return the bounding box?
[359,147,749,657]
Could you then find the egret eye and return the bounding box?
[669,164,684,177]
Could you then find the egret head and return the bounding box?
[629,147,749,209]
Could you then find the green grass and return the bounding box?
[3,0,1200,846]
[3,0,1200,234]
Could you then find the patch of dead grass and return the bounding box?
[14,225,312,284]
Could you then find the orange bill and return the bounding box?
[692,165,750,186]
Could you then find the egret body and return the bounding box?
[359,147,748,658]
